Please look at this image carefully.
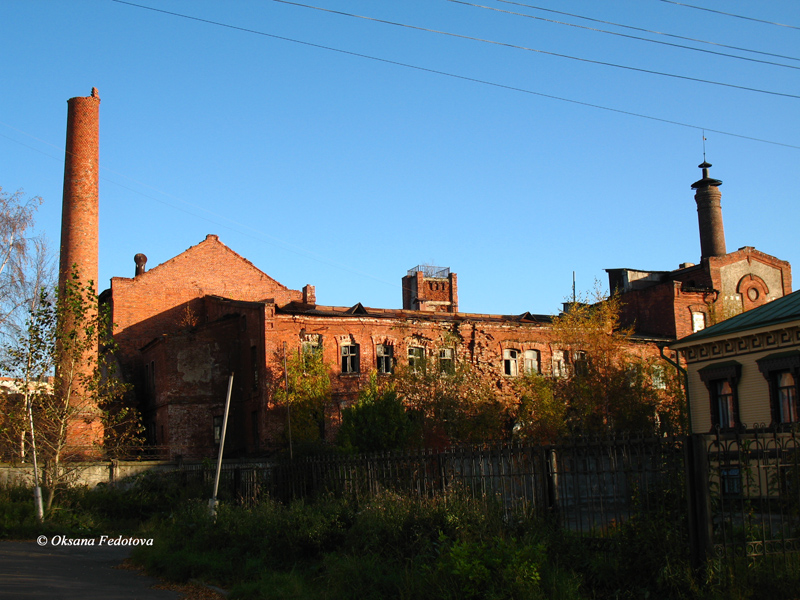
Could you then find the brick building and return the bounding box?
[107,233,575,457]
[606,162,792,340]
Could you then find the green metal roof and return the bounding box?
[673,289,800,346]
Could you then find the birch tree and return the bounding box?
[1,274,141,512]
[0,187,52,344]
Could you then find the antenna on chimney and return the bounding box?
[572,271,576,303]
[702,130,707,162]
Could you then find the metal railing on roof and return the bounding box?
[407,265,450,278]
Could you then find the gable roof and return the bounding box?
[673,289,800,347]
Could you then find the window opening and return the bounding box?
[377,344,394,375]
[777,371,798,423]
[213,416,223,444]
[408,346,424,371]
[439,348,454,374]
[341,343,359,374]
[552,350,566,378]
[503,349,519,377]
[715,380,736,429]
[524,349,539,374]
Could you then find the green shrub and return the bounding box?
[432,532,544,600]
[337,378,418,454]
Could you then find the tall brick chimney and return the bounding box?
[691,161,726,259]
[59,88,100,292]
[59,88,102,452]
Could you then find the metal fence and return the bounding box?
[701,428,800,565]
[168,429,800,569]
[177,435,686,528]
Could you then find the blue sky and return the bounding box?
[2,0,798,316]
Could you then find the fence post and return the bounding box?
[686,434,713,571]
[545,446,559,523]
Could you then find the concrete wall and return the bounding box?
[0,461,176,489]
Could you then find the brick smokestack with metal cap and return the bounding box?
[691,161,726,260]
[58,88,102,452]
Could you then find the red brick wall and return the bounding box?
[142,316,245,459]
[111,234,302,376]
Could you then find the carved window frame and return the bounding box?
[698,361,742,431]
[757,351,800,425]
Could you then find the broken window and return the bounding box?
[213,416,223,444]
[144,360,156,401]
[251,410,259,452]
[302,339,322,372]
[692,312,706,333]
[439,348,454,374]
[503,349,519,377]
[408,346,424,370]
[573,351,588,376]
[377,344,394,375]
[251,345,259,389]
[341,343,360,374]
[552,350,566,378]
[524,349,540,374]
[651,365,667,390]
[302,340,321,355]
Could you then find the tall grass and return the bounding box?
[3,476,799,599]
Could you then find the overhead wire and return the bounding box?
[494,0,800,63]
[266,0,800,99]
[108,0,800,149]
[446,0,799,71]
[0,122,404,291]
[656,0,800,31]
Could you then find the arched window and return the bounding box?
[699,361,741,430]
[757,351,800,425]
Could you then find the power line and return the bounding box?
[447,0,800,71]
[266,0,800,99]
[106,0,800,149]
[657,0,800,30]
[0,123,403,290]
[494,0,800,63]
